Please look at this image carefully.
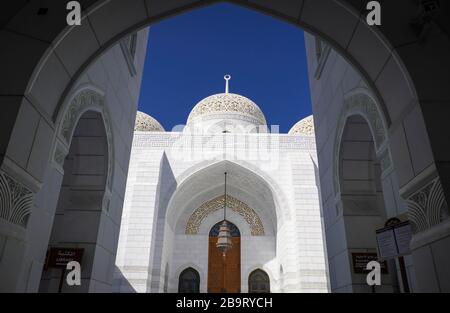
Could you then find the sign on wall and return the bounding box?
[376,221,412,260]
[351,253,388,274]
[45,248,84,269]
[394,223,413,256]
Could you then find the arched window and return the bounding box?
[249,269,270,293]
[178,268,200,293]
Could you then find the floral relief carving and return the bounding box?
[60,89,104,144]
[406,177,449,233]
[186,194,265,236]
[0,170,34,228]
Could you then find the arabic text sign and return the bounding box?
[351,253,388,274]
[47,248,84,268]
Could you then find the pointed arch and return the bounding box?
[248,269,270,293]
[333,88,392,197]
[178,267,200,293]
[167,159,290,228]
[52,84,114,211]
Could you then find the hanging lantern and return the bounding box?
[216,220,233,256]
[216,172,232,256]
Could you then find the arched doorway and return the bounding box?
[178,267,200,293]
[249,269,270,293]
[208,221,241,293]
[337,114,400,292]
[161,160,282,293]
[39,110,109,292]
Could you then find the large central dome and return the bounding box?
[186,75,267,133]
[187,93,267,125]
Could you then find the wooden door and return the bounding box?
[208,221,241,293]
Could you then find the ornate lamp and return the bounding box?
[216,172,233,256]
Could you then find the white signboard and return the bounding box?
[376,221,412,260]
[394,223,412,256]
[376,228,397,259]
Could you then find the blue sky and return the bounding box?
[138,2,312,133]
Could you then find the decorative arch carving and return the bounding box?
[52,85,114,211]
[185,195,265,236]
[333,89,392,195]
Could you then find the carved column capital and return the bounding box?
[0,169,34,228]
[406,177,449,234]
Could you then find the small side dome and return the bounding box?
[289,115,314,136]
[135,111,165,132]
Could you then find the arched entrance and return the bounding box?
[39,110,109,292]
[178,267,200,293]
[249,269,270,293]
[208,221,241,293]
[335,113,406,292]
[159,160,284,293]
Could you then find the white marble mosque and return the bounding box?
[113,77,330,293]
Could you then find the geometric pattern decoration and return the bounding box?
[0,170,34,228]
[185,194,265,236]
[132,132,317,151]
[187,93,267,126]
[406,177,449,233]
[60,89,105,143]
[289,115,315,136]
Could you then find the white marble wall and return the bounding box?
[2,28,149,293]
[290,153,329,292]
[304,33,418,293]
[114,149,164,293]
